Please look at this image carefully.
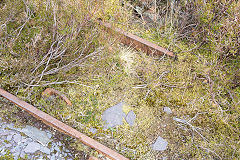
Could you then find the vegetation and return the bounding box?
[0,0,239,159]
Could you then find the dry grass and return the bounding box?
[0,0,240,159]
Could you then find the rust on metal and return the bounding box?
[89,156,100,160]
[42,88,72,106]
[98,20,175,57]
[0,88,129,160]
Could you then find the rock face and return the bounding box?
[125,111,136,126]
[102,102,126,129]
[152,136,168,151]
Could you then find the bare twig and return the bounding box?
[22,80,94,89]
[198,145,222,160]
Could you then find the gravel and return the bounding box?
[0,119,74,160]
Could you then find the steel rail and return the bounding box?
[98,20,175,57]
[0,88,129,160]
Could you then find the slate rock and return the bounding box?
[152,136,168,151]
[17,125,51,146]
[54,146,60,152]
[0,131,10,136]
[12,152,20,159]
[89,128,97,134]
[13,133,22,143]
[57,141,62,146]
[5,123,14,130]
[7,135,13,141]
[24,142,41,153]
[102,102,126,129]
[23,138,33,146]
[11,145,22,153]
[20,152,26,158]
[5,143,12,148]
[50,155,55,160]
[163,107,172,114]
[125,111,136,126]
[21,138,27,143]
[40,146,51,155]
[46,131,52,139]
[64,153,68,157]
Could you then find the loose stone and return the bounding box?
[0,131,10,136]
[102,102,126,129]
[152,136,168,151]
[7,135,13,141]
[89,128,97,134]
[54,146,60,152]
[40,146,51,155]
[163,107,172,114]
[23,142,41,153]
[5,143,12,148]
[20,152,26,158]
[18,125,51,146]
[13,133,22,143]
[125,111,136,126]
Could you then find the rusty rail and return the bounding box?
[98,20,175,57]
[0,88,129,160]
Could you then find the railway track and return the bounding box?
[0,88,129,160]
[0,20,174,160]
[98,20,175,58]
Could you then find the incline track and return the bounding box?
[0,88,129,160]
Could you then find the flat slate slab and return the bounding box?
[152,136,168,151]
[24,142,41,153]
[13,133,22,143]
[16,125,51,146]
[125,110,136,126]
[102,102,126,129]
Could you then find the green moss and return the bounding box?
[1,0,240,159]
[0,150,14,160]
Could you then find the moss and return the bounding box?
[0,150,14,160]
[1,0,240,159]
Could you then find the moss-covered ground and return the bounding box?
[0,0,239,159]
